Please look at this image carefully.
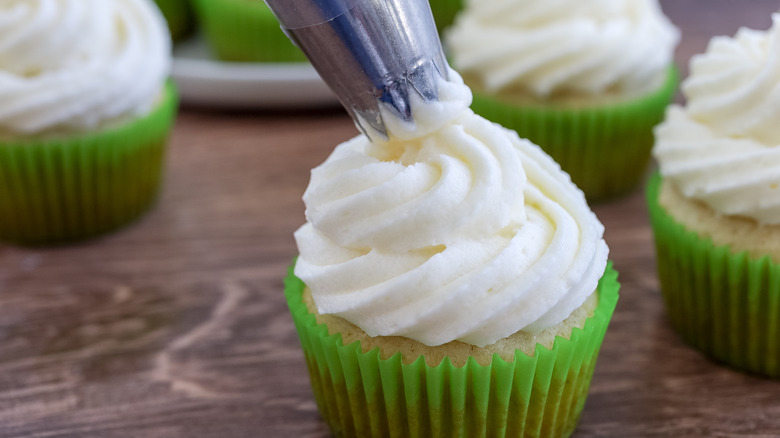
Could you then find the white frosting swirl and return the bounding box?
[684,15,780,146]
[294,97,608,347]
[0,0,171,135]
[445,0,679,98]
[654,14,780,224]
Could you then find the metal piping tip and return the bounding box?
[265,0,448,141]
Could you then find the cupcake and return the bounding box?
[445,0,679,201]
[190,0,307,63]
[650,13,780,378]
[154,0,195,41]
[0,0,177,245]
[286,68,619,436]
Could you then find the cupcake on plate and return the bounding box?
[445,0,679,201]
[154,0,195,41]
[0,0,178,245]
[190,0,307,63]
[650,13,780,378]
[286,68,619,437]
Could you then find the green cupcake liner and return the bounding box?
[155,0,195,41]
[284,261,619,437]
[471,67,678,202]
[190,0,307,63]
[428,0,464,34]
[0,81,178,246]
[647,172,780,378]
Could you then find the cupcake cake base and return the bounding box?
[285,262,620,437]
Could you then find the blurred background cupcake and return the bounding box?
[154,0,195,41]
[0,0,178,245]
[446,0,679,201]
[650,13,780,378]
[191,0,307,63]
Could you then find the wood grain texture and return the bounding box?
[1,1,780,436]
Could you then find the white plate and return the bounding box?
[171,34,339,109]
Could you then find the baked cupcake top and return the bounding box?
[294,70,609,347]
[654,13,780,224]
[445,0,679,101]
[0,0,171,136]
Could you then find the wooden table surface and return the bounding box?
[2,1,780,437]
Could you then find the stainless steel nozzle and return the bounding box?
[264,0,449,140]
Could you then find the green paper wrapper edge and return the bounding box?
[284,261,620,437]
[470,67,678,202]
[0,80,178,246]
[646,172,780,378]
[191,0,307,63]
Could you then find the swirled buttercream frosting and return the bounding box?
[0,0,171,135]
[445,0,679,98]
[294,71,609,347]
[654,13,780,224]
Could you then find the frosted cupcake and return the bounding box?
[0,0,177,245]
[446,0,679,201]
[286,69,619,436]
[650,13,780,378]
[191,0,306,62]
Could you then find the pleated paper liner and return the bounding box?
[647,173,780,378]
[154,0,195,41]
[470,67,677,202]
[191,0,308,63]
[0,81,178,246]
[285,262,619,437]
